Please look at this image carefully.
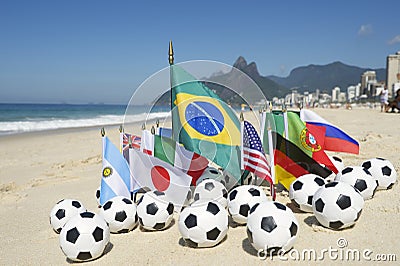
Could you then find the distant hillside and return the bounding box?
[268,61,386,93]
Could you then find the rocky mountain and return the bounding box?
[268,61,386,93]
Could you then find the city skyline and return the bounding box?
[1,0,400,104]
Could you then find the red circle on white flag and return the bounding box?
[151,166,170,191]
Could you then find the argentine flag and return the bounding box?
[100,136,131,205]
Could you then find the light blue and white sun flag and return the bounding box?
[100,136,131,205]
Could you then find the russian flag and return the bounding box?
[300,109,359,154]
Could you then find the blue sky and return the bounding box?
[1,0,399,104]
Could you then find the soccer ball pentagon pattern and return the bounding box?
[289,174,325,213]
[59,211,110,262]
[50,199,86,233]
[227,185,268,224]
[136,191,174,231]
[335,166,378,200]
[329,155,345,172]
[95,186,101,207]
[178,201,228,248]
[361,158,397,190]
[312,182,364,230]
[192,179,228,208]
[195,167,223,186]
[246,201,299,254]
[99,196,138,233]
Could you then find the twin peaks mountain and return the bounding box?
[154,57,385,105]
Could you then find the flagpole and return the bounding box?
[239,112,244,185]
[168,40,174,141]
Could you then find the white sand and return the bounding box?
[0,108,399,264]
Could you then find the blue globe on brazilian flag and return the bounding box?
[170,64,241,181]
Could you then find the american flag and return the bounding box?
[242,120,275,200]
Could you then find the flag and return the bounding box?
[170,64,241,181]
[286,111,338,174]
[140,130,154,155]
[129,148,192,210]
[241,120,275,200]
[141,130,209,185]
[120,132,141,161]
[156,127,173,138]
[273,131,333,190]
[300,109,359,154]
[100,136,132,205]
[260,110,285,154]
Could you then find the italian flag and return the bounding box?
[141,130,209,185]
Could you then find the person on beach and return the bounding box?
[379,87,389,112]
[385,89,400,113]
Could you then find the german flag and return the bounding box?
[273,131,332,190]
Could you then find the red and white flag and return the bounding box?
[129,148,192,210]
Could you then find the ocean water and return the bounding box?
[0,103,170,136]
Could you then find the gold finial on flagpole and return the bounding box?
[119,125,124,133]
[101,127,105,137]
[168,40,174,65]
[141,123,146,130]
[282,103,287,113]
[240,112,244,122]
[269,102,273,112]
[151,126,155,135]
[156,119,159,128]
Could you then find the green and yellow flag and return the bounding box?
[170,64,241,181]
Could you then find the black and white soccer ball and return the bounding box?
[192,179,228,208]
[195,167,223,186]
[246,201,299,254]
[178,201,228,248]
[99,196,138,233]
[329,155,345,172]
[59,212,110,262]
[312,181,364,230]
[361,158,397,190]
[227,185,268,224]
[95,186,101,207]
[49,199,86,233]
[335,166,377,200]
[136,191,174,231]
[289,174,325,213]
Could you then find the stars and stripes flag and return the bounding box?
[241,120,275,200]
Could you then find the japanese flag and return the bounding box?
[129,148,192,211]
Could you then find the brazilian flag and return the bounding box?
[170,64,241,181]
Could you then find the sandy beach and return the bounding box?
[0,107,399,265]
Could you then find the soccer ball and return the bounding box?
[192,179,228,208]
[136,191,174,231]
[335,166,377,200]
[289,174,325,212]
[178,201,228,248]
[95,186,101,207]
[99,196,138,233]
[312,182,364,230]
[50,199,86,233]
[227,185,268,224]
[195,167,223,185]
[246,201,299,254]
[329,155,345,172]
[59,212,110,262]
[361,158,397,190]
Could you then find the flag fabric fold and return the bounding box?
[170,64,241,182]
[129,148,192,210]
[300,109,359,154]
[100,136,132,205]
[241,120,275,200]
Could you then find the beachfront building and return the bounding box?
[361,71,377,97]
[386,51,400,97]
[331,86,341,102]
